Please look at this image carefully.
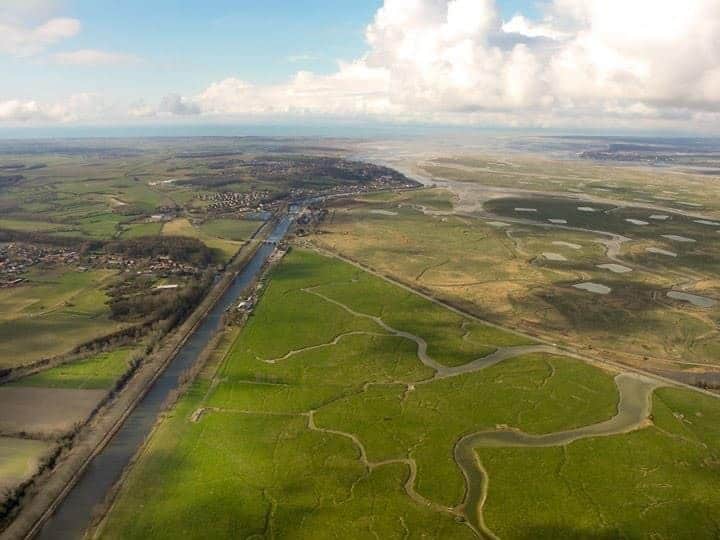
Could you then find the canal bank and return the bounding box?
[6,215,292,540]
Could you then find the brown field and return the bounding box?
[0,387,106,438]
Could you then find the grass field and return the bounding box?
[0,269,125,369]
[199,218,261,242]
[119,222,163,238]
[11,348,137,390]
[0,437,53,492]
[162,218,242,262]
[99,249,631,539]
[479,386,720,539]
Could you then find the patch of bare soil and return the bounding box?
[0,388,106,439]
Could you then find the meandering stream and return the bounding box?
[454,373,663,537]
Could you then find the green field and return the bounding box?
[0,269,125,369]
[119,221,163,238]
[10,348,137,390]
[0,437,53,492]
[98,249,639,539]
[162,218,242,262]
[479,386,720,538]
[199,218,261,242]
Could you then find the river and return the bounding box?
[34,215,292,540]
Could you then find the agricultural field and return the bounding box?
[162,218,242,262]
[10,348,138,390]
[0,438,53,492]
[198,218,261,242]
[97,249,720,539]
[0,348,141,501]
[0,386,106,438]
[0,269,125,369]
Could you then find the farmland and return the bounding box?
[10,348,138,390]
[162,218,242,262]
[0,269,124,369]
[0,137,424,533]
[97,249,710,539]
[4,136,720,538]
[0,438,53,492]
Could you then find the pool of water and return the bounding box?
[667,291,717,308]
[573,282,612,294]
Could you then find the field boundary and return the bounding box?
[1,218,277,540]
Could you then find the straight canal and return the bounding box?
[34,214,293,540]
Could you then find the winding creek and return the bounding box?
[295,288,668,538]
[33,216,292,540]
[455,373,663,537]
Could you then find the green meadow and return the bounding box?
[100,250,677,539]
[11,348,137,390]
[0,269,124,369]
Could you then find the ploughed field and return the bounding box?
[0,348,139,507]
[311,189,720,375]
[97,250,720,539]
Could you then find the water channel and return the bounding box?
[34,215,292,540]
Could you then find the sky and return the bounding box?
[1,0,719,133]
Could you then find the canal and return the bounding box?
[35,215,292,540]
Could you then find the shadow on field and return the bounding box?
[513,500,720,540]
[514,526,624,539]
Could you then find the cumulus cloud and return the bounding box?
[3,0,720,130]
[201,0,718,127]
[50,49,139,66]
[0,93,112,123]
[163,0,717,128]
[501,15,570,41]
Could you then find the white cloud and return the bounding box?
[0,17,80,56]
[3,0,720,130]
[158,94,201,116]
[0,93,111,123]
[501,15,569,41]
[50,49,139,66]
[0,100,49,122]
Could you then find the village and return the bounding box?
[0,243,80,287]
[0,240,204,289]
[196,189,273,213]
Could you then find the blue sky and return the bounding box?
[1,0,536,102]
[0,0,717,133]
[1,1,381,100]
